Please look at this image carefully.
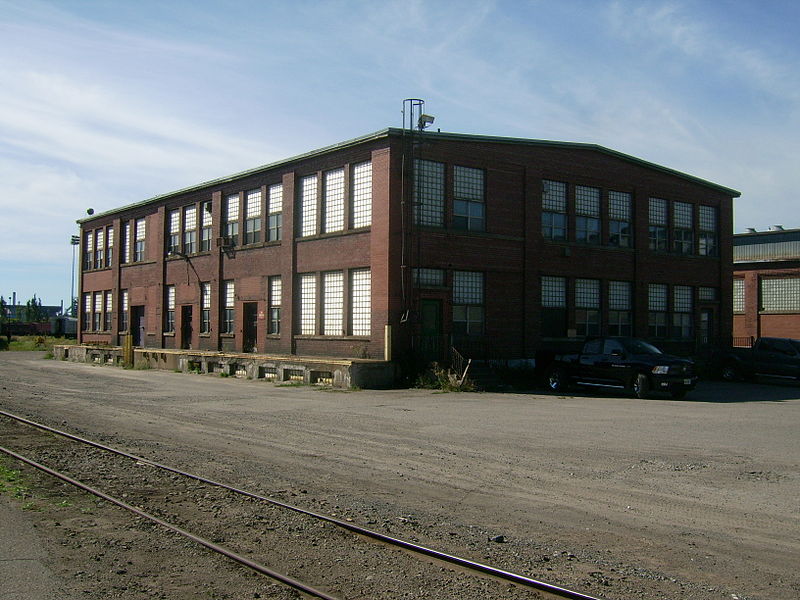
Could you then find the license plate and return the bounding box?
[683,378,692,385]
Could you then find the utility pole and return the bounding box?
[71,235,80,317]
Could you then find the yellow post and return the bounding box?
[384,324,392,362]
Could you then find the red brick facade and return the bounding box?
[78,129,739,368]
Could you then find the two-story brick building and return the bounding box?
[77,128,739,375]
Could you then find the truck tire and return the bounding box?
[720,362,740,381]
[547,367,568,393]
[632,373,650,399]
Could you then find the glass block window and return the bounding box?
[95,228,105,269]
[245,189,262,244]
[120,289,128,332]
[93,292,103,331]
[541,276,566,307]
[413,159,445,227]
[323,271,344,336]
[648,284,668,311]
[575,186,599,216]
[453,271,484,336]
[300,175,318,237]
[608,191,632,248]
[84,231,93,270]
[183,205,197,254]
[323,168,345,233]
[106,227,114,267]
[225,194,239,245]
[453,166,485,232]
[351,161,372,229]
[168,209,180,255]
[350,268,371,336]
[122,222,131,264]
[82,293,91,331]
[268,276,281,335]
[200,282,211,333]
[649,198,667,225]
[222,280,235,334]
[201,201,212,251]
[761,277,800,312]
[673,201,694,255]
[134,218,146,262]
[104,291,113,331]
[674,286,693,312]
[733,279,744,313]
[575,278,600,308]
[413,268,445,287]
[165,285,175,332]
[609,281,631,310]
[299,273,316,334]
[699,205,717,231]
[542,180,567,241]
[699,287,717,301]
[673,202,693,228]
[699,205,718,256]
[268,184,283,241]
[648,198,667,251]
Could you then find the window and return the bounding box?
[542,180,567,241]
[222,280,235,334]
[83,231,93,270]
[608,281,632,336]
[300,175,318,237]
[224,194,239,246]
[575,186,600,244]
[648,283,668,338]
[95,229,104,269]
[453,166,485,231]
[299,274,316,334]
[608,191,632,247]
[120,290,128,332]
[93,292,103,331]
[165,286,175,333]
[673,285,693,339]
[134,218,146,262]
[575,278,600,336]
[452,271,483,336]
[541,276,567,337]
[413,159,445,227]
[106,227,114,267]
[104,291,113,331]
[268,276,281,334]
[733,279,745,313]
[648,198,667,251]
[324,168,345,233]
[323,271,344,335]
[699,206,718,256]
[122,221,131,264]
[350,269,371,336]
[268,184,282,241]
[183,205,197,254]
[351,161,372,228]
[244,189,262,244]
[413,268,445,287]
[673,201,693,255]
[761,277,800,312]
[200,201,213,251]
[167,210,180,255]
[200,282,211,333]
[699,287,717,302]
[82,293,91,331]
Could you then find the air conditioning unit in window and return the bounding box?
[216,236,233,248]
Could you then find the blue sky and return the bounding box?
[1,0,798,307]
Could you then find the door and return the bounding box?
[699,309,714,345]
[131,306,145,346]
[419,299,443,364]
[243,302,258,352]
[180,305,193,350]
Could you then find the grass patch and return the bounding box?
[5,335,77,352]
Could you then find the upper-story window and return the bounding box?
[83,231,94,270]
[134,218,146,262]
[575,186,600,244]
[106,227,114,267]
[299,175,318,237]
[121,221,131,264]
[733,279,745,313]
[699,205,718,257]
[351,161,372,229]
[414,159,445,227]
[608,191,632,248]
[268,184,283,241]
[648,198,668,252]
[542,180,567,241]
[94,229,105,269]
[224,194,239,246]
[245,189,262,245]
[323,168,345,233]
[200,201,213,251]
[183,205,197,254]
[453,166,485,232]
[167,210,181,255]
[673,201,694,255]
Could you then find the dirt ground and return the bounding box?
[0,351,798,599]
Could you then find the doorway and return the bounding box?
[700,308,714,345]
[131,306,145,346]
[243,302,258,352]
[419,299,443,364]
[180,305,193,350]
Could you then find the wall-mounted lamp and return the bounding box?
[417,114,435,130]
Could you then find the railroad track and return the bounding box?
[0,409,603,600]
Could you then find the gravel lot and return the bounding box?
[1,351,798,599]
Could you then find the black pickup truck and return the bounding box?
[715,337,800,381]
[546,337,697,399]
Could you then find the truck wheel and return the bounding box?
[720,363,740,381]
[632,374,650,399]
[547,367,568,393]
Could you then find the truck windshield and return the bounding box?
[621,339,663,355]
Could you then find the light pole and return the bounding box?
[70,235,80,317]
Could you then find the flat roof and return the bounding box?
[79,128,741,224]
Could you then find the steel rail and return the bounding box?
[0,444,339,600]
[0,409,603,600]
